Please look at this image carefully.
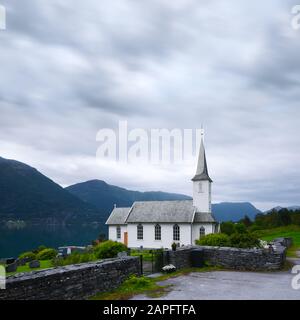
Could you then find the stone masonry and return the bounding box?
[0,256,140,300]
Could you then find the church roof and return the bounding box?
[106,207,130,225]
[193,211,216,223]
[126,200,194,223]
[192,137,212,182]
[121,200,217,224]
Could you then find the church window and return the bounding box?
[116,226,121,239]
[137,224,143,240]
[200,226,205,239]
[198,182,203,193]
[173,224,180,241]
[155,224,161,240]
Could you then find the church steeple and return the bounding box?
[192,130,212,182]
[192,129,212,213]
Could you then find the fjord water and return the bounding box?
[0,224,106,258]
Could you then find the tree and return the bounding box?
[240,215,252,227]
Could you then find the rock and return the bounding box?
[6,262,17,273]
[29,260,40,269]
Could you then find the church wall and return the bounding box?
[108,225,127,244]
[127,223,192,249]
[191,223,215,245]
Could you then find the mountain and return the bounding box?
[211,202,261,222]
[264,206,300,213]
[66,180,261,222]
[0,157,101,225]
[66,180,191,216]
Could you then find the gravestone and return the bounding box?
[29,260,40,269]
[6,262,17,273]
[117,252,128,259]
[16,258,26,266]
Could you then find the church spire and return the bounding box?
[192,129,212,182]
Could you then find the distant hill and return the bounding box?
[0,156,263,225]
[0,157,101,225]
[212,202,261,222]
[66,180,191,216]
[66,180,262,222]
[264,206,300,213]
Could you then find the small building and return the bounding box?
[106,133,219,249]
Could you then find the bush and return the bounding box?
[94,240,127,259]
[220,222,236,236]
[122,275,152,290]
[229,232,260,248]
[19,251,36,261]
[52,252,96,267]
[196,233,231,247]
[36,248,57,260]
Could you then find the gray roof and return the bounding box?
[192,137,212,182]
[126,200,194,223]
[124,200,216,223]
[193,212,216,223]
[106,207,130,225]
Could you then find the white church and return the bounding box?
[106,134,219,249]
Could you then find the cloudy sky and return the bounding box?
[0,0,299,211]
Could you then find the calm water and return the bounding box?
[0,224,107,258]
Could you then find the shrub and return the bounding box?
[123,275,152,290]
[220,222,236,236]
[19,251,36,261]
[52,252,96,267]
[196,233,231,247]
[94,240,127,259]
[36,248,57,260]
[229,232,260,248]
[234,223,247,234]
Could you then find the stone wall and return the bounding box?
[167,248,192,269]
[200,246,286,271]
[0,256,140,300]
[165,243,287,271]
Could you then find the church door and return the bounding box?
[124,232,128,246]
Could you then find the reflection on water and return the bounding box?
[0,224,107,258]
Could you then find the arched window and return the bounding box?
[137,224,143,240]
[154,224,161,240]
[200,226,205,239]
[173,224,180,241]
[116,226,121,239]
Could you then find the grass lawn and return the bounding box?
[6,260,53,276]
[255,225,300,257]
[130,249,157,261]
[90,266,223,300]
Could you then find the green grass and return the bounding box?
[254,225,300,258]
[130,249,156,261]
[90,266,223,300]
[6,260,53,276]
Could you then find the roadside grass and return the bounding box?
[90,266,223,300]
[254,225,300,258]
[6,260,53,276]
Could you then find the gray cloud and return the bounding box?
[0,0,299,211]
